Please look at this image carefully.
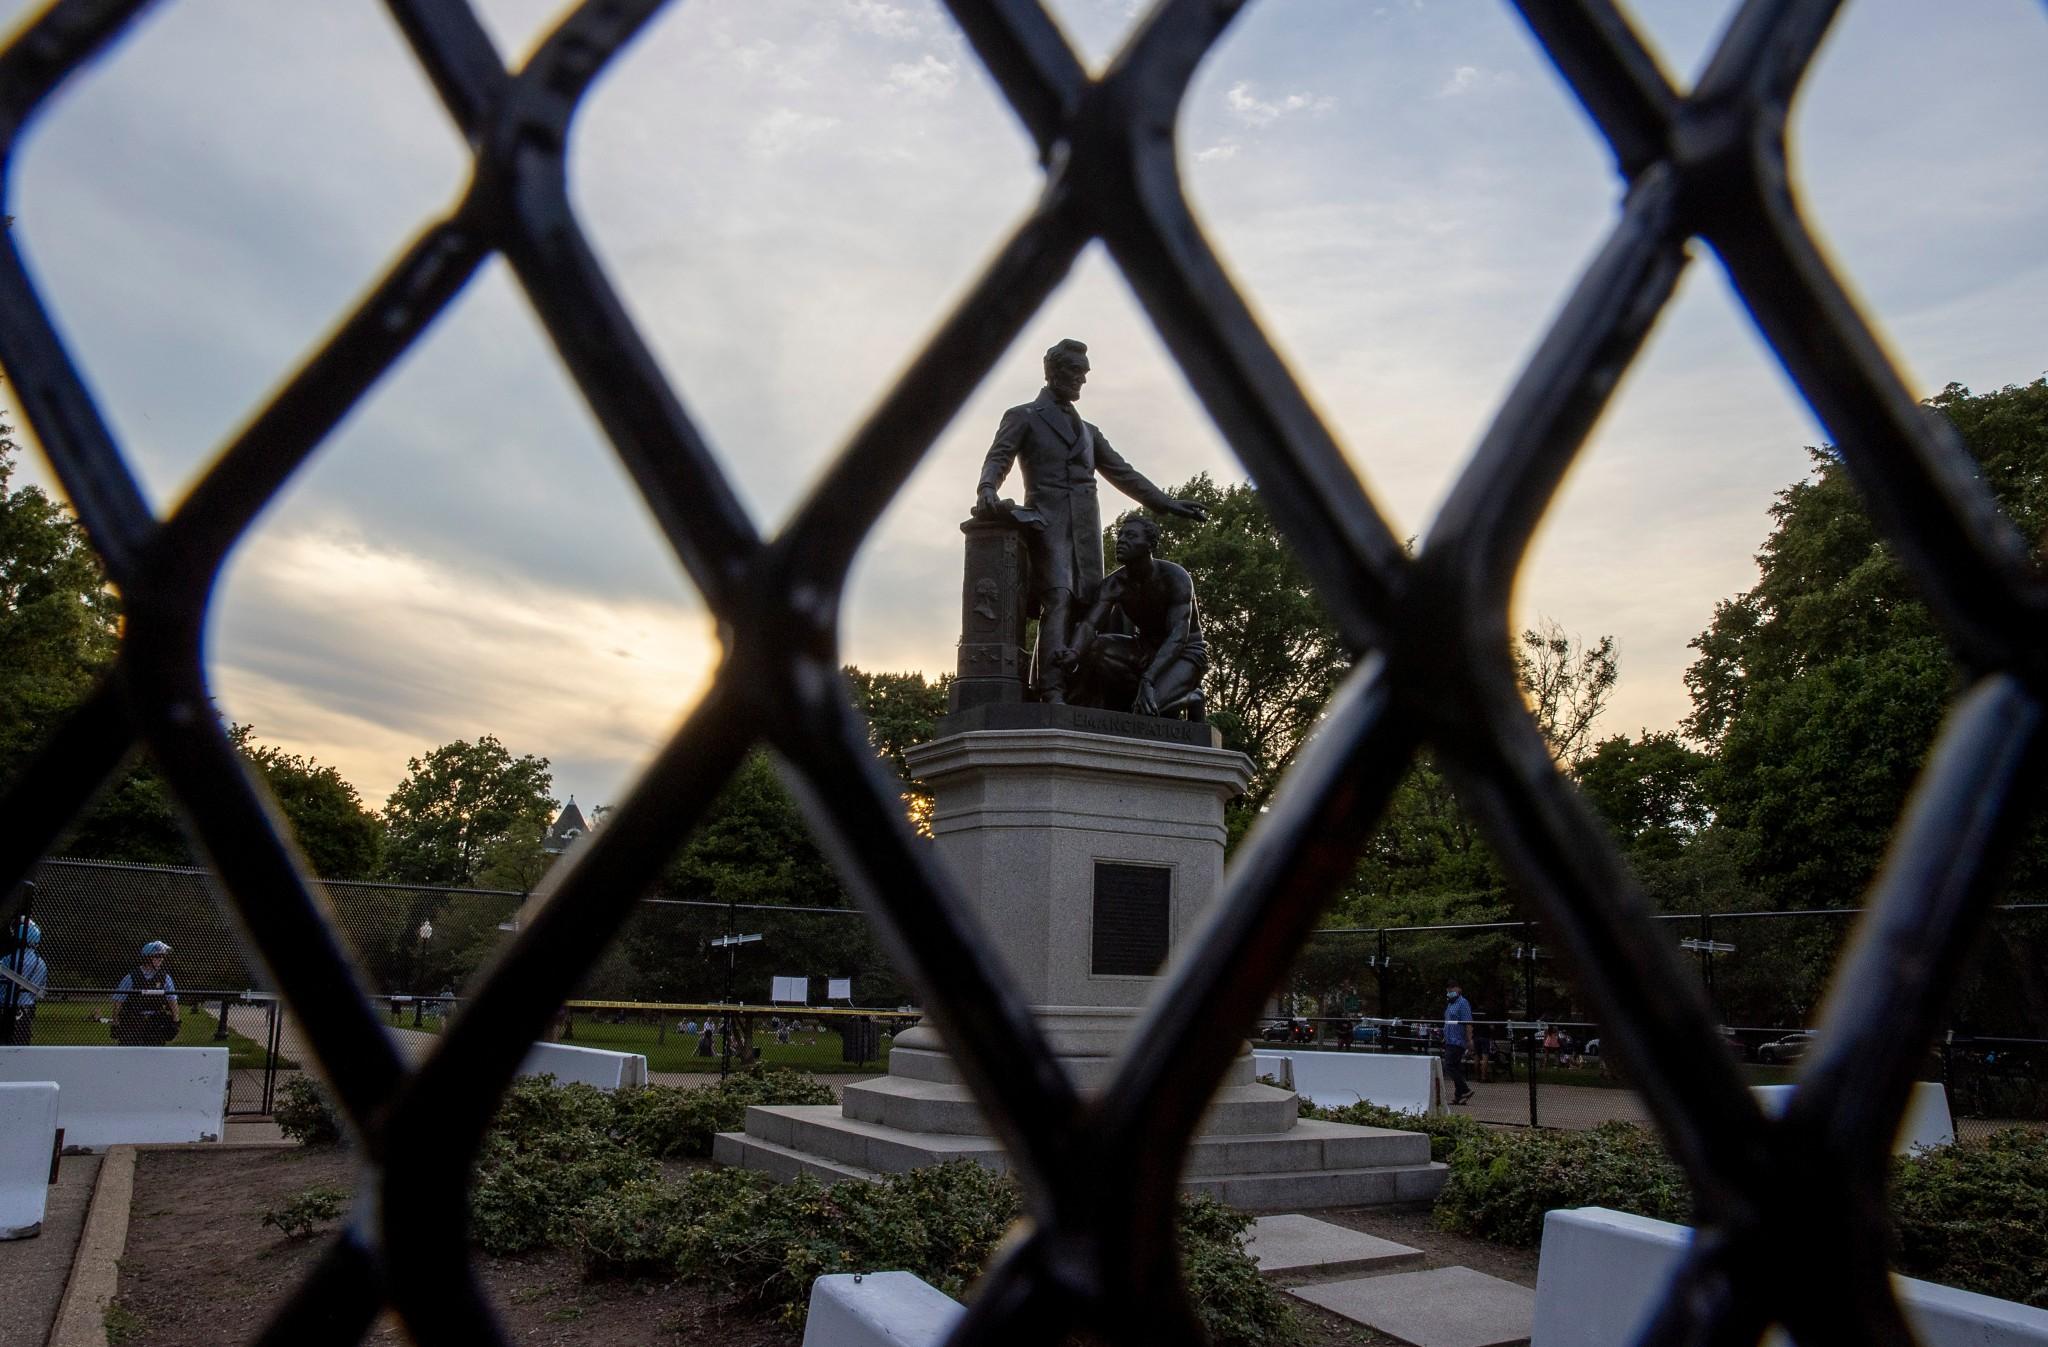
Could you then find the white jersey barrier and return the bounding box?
[802,1272,963,1347]
[1251,1050,1442,1114]
[0,1046,226,1147]
[517,1041,648,1090]
[1533,1207,2048,1347]
[0,1081,60,1239]
[1751,1080,1955,1154]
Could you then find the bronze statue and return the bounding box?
[1058,515,1207,720]
[974,338,1208,703]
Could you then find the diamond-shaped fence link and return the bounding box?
[3,0,2044,1342]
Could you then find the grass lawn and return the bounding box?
[397,1009,894,1075]
[563,1017,890,1074]
[26,998,292,1070]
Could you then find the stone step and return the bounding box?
[737,1105,1445,1210]
[712,1131,880,1186]
[1290,1266,1533,1347]
[1245,1214,1425,1279]
[749,1105,1010,1175]
[1182,1161,1448,1211]
[842,1075,1301,1139]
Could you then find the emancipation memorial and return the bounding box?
[717,341,1445,1208]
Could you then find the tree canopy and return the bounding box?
[0,415,119,778]
[380,735,556,889]
[1683,378,2048,911]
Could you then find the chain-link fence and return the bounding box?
[21,854,2042,1139]
[1274,905,2048,1137]
[7,858,915,1110]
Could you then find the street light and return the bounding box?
[414,919,435,1026]
[710,931,763,1077]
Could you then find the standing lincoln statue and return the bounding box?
[973,339,1209,702]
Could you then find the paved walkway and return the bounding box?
[0,1153,99,1347]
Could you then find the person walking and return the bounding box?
[3,917,48,1045]
[112,940,181,1045]
[1443,979,1474,1106]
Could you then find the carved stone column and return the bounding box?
[949,517,1032,712]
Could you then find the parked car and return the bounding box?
[1756,1031,1815,1064]
[1260,1017,1314,1043]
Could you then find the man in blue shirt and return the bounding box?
[3,917,48,1045]
[113,940,181,1045]
[1443,980,1474,1106]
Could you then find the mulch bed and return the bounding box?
[112,1150,1535,1347]
[114,1149,787,1347]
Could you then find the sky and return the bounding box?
[1,0,2043,817]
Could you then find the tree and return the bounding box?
[380,736,556,888]
[843,667,950,832]
[0,412,119,779]
[1573,731,1710,861]
[230,725,383,880]
[1682,379,2048,911]
[1108,474,1348,809]
[1515,619,1617,763]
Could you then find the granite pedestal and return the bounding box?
[716,710,1447,1209]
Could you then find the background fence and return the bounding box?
[12,856,2045,1136]
[1273,905,2048,1135]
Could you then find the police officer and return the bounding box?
[3,917,48,1045]
[112,940,181,1045]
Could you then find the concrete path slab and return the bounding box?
[1246,1214,1423,1278]
[1291,1265,1534,1347]
[0,1153,99,1347]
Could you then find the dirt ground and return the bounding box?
[113,1149,1533,1347]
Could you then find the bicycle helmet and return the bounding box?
[140,940,172,956]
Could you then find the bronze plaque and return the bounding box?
[1092,862,1170,976]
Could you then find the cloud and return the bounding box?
[1195,140,1240,163]
[1437,65,1515,97]
[211,529,722,806]
[885,53,959,101]
[1224,81,1333,128]
[840,0,924,41]
[748,106,842,158]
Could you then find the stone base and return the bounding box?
[715,1031,1447,1212]
[713,1110,1446,1211]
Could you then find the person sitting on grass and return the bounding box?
[112,940,181,1045]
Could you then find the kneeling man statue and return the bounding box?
[1057,514,1208,720]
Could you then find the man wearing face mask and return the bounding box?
[1443,980,1474,1106]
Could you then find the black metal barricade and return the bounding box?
[5,1,2047,1343]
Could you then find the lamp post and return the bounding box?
[709,930,762,1078]
[414,919,434,1026]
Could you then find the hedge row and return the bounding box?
[281,1071,1302,1342]
[1307,1100,2046,1308]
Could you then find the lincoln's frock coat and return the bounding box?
[977,388,1180,606]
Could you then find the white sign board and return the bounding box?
[771,975,808,1004]
[827,978,853,1001]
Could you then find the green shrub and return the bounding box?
[573,1176,713,1278]
[1307,1100,1490,1162]
[1433,1121,1690,1246]
[612,1068,836,1159]
[1179,1193,1301,1347]
[571,1161,1297,1344]
[272,1076,342,1146]
[490,1074,620,1145]
[261,1183,349,1239]
[470,1124,655,1255]
[1890,1127,2048,1308]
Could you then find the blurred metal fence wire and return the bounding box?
[4,1,2046,1343]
